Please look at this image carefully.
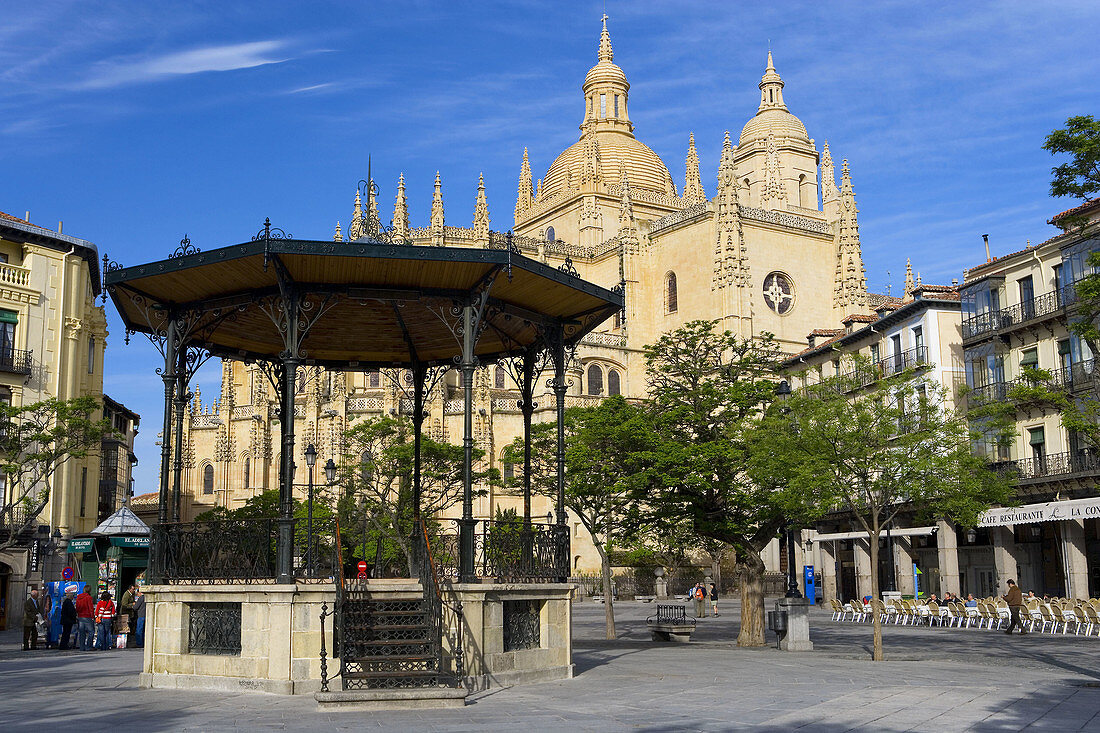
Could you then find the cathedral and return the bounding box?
[174,19,871,573]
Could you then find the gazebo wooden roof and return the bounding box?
[105,236,623,367]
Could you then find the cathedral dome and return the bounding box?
[738,52,810,147]
[542,130,673,199]
[584,59,629,91]
[739,108,809,147]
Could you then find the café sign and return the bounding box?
[978,496,1100,527]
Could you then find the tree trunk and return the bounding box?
[597,545,616,640]
[869,531,883,661]
[737,550,767,647]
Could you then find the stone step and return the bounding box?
[316,686,467,710]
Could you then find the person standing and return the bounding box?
[119,583,135,637]
[710,583,719,617]
[75,586,95,651]
[58,588,78,650]
[1003,579,1027,635]
[692,582,707,618]
[132,588,146,649]
[94,592,116,650]
[22,588,44,651]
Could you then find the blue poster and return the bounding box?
[45,580,86,646]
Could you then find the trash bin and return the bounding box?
[767,608,788,634]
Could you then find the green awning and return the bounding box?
[0,309,18,324]
[67,538,95,553]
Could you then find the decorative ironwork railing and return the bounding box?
[990,450,1100,481]
[0,506,33,544]
[0,348,33,375]
[962,287,1077,341]
[967,359,1099,404]
[837,346,929,391]
[433,519,569,583]
[153,516,338,583]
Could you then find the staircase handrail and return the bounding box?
[418,518,464,684]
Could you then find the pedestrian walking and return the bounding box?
[59,587,78,650]
[692,582,707,618]
[133,588,146,649]
[22,588,45,651]
[75,586,95,651]
[710,583,719,617]
[94,592,116,650]
[1002,579,1027,635]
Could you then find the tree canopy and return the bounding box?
[1044,115,1100,200]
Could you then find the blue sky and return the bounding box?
[2,1,1098,493]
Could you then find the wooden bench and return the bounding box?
[646,603,696,642]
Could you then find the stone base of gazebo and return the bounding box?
[139,580,573,696]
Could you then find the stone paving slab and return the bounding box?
[2,599,1100,731]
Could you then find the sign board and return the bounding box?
[67,538,95,553]
[978,496,1100,528]
[109,536,150,548]
[357,561,368,579]
[61,567,74,581]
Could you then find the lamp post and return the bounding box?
[775,379,803,599]
[305,443,317,578]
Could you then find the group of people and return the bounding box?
[22,583,145,651]
[691,582,719,618]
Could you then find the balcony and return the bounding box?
[990,450,1100,483]
[968,359,1099,404]
[0,348,33,375]
[962,288,1076,343]
[837,346,929,392]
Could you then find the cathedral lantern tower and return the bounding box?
[734,52,820,212]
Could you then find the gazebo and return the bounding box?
[104,223,622,702]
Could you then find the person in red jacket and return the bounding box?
[75,587,95,651]
[93,592,115,650]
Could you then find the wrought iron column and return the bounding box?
[171,345,189,522]
[277,353,299,583]
[412,363,427,521]
[459,303,477,583]
[520,345,536,529]
[785,525,803,599]
[157,318,178,526]
[551,323,567,527]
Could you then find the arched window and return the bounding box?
[665,272,678,314]
[797,174,806,207]
[495,365,507,389]
[587,364,604,396]
[202,464,214,495]
[368,370,380,389]
[608,370,621,396]
[502,450,515,486]
[545,226,555,242]
[243,456,250,488]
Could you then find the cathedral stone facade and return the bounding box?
[175,20,871,574]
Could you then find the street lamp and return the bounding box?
[546,511,554,526]
[305,443,317,578]
[774,380,803,599]
[324,458,336,485]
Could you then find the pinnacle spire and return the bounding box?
[473,172,490,242]
[430,171,445,245]
[618,166,634,227]
[515,147,533,222]
[599,14,613,62]
[757,50,787,112]
[392,173,408,239]
[333,221,342,242]
[821,140,839,204]
[904,258,914,293]
[683,132,705,206]
[833,158,867,311]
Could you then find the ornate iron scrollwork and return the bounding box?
[557,257,580,278]
[169,234,200,259]
[187,601,242,655]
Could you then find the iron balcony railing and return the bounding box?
[962,287,1077,342]
[968,359,1100,404]
[990,450,1100,481]
[837,346,929,391]
[153,516,339,584]
[434,519,570,583]
[0,348,33,375]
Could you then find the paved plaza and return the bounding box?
[3,600,1100,731]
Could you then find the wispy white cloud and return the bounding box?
[78,40,293,90]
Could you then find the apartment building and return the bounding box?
[958,198,1100,600]
[781,283,964,602]
[0,211,107,629]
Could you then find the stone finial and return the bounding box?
[353,188,362,224]
[618,166,634,228]
[683,132,706,206]
[333,221,343,242]
[473,172,490,243]
[515,147,533,221]
[904,258,914,294]
[430,171,445,245]
[760,133,787,208]
[599,14,613,62]
[392,173,409,239]
[821,140,839,204]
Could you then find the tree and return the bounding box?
[1044,115,1100,201]
[0,396,114,553]
[751,357,1014,661]
[503,395,652,639]
[337,415,494,577]
[631,320,800,647]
